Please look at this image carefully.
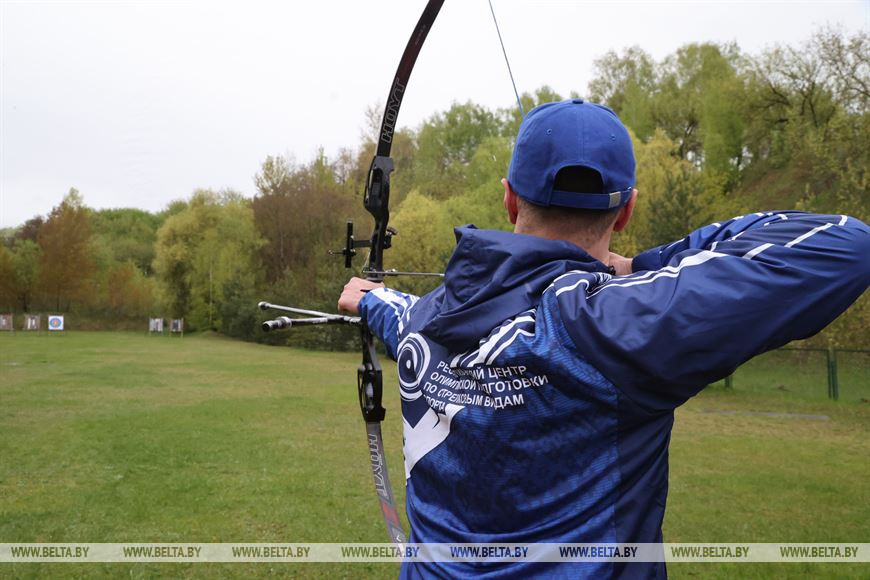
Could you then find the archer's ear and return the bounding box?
[613,188,638,233]
[503,178,519,225]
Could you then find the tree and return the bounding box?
[0,246,16,310]
[0,240,42,312]
[103,261,156,318]
[153,190,263,331]
[414,102,502,199]
[37,189,96,311]
[11,240,43,312]
[13,216,44,244]
[252,156,295,281]
[739,29,868,218]
[252,153,356,286]
[388,191,456,297]
[90,208,164,274]
[812,27,869,113]
[589,47,657,140]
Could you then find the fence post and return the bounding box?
[724,375,733,389]
[825,348,834,399]
[826,348,839,401]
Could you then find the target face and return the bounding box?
[48,315,64,330]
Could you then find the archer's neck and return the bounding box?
[514,225,613,265]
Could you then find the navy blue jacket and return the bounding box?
[359,211,870,578]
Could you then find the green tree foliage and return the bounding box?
[0,240,43,312]
[153,190,263,331]
[0,246,16,310]
[90,208,164,275]
[7,28,864,345]
[13,216,44,244]
[103,261,156,318]
[250,152,367,348]
[388,191,456,297]
[589,47,657,140]
[37,189,96,311]
[413,102,503,199]
[9,241,43,312]
[592,43,746,184]
[740,29,868,221]
[252,154,356,286]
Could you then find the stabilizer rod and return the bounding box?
[263,316,357,332]
[259,301,361,325]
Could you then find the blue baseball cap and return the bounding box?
[508,99,636,210]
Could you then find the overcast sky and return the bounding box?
[1,0,867,228]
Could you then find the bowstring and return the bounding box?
[488,0,525,118]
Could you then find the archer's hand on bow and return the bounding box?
[338,277,385,315]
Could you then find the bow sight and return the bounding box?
[330,219,444,278]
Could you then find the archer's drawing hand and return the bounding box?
[338,277,385,315]
[607,252,634,276]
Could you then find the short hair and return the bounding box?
[517,166,621,237]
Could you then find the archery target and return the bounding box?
[48,315,64,331]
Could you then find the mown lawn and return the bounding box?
[1,332,867,578]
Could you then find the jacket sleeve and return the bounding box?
[358,287,420,359]
[553,211,870,411]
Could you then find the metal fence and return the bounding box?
[722,348,869,402]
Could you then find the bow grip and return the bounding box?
[364,156,395,220]
[358,342,386,423]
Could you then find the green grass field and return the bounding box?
[725,348,869,403]
[1,332,867,578]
